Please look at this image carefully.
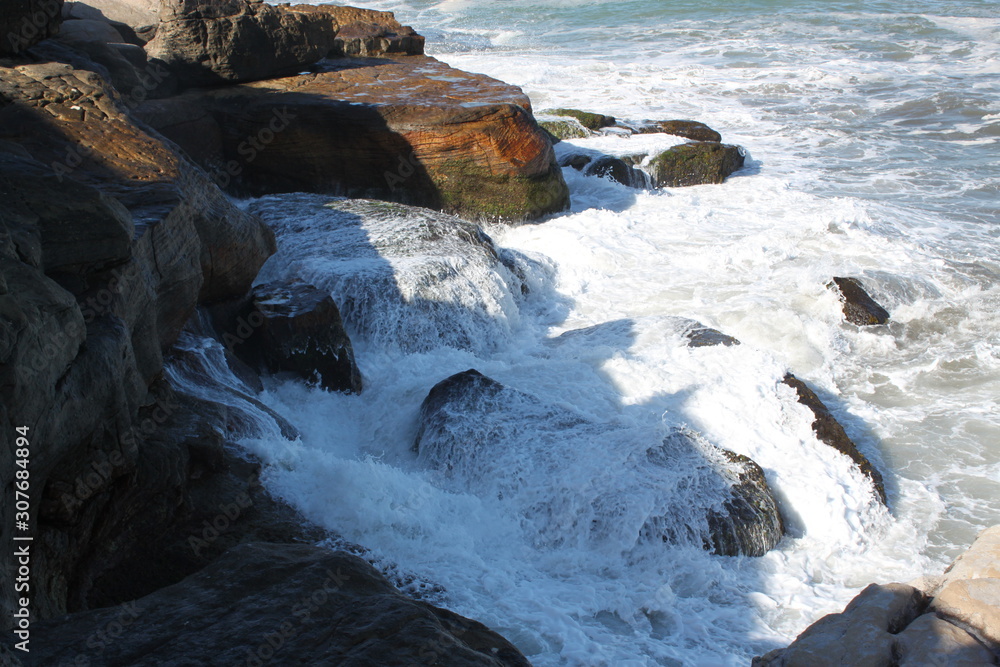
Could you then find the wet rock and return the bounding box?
[557,151,650,188]
[415,370,784,557]
[241,280,363,393]
[138,55,568,221]
[626,119,722,142]
[829,277,890,326]
[538,116,592,141]
[146,0,423,87]
[0,0,64,55]
[647,141,745,187]
[30,542,532,667]
[752,583,930,667]
[250,196,532,354]
[782,374,887,505]
[544,107,617,130]
[681,321,741,348]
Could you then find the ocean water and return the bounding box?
[228,2,1000,664]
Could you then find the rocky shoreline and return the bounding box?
[1,0,996,664]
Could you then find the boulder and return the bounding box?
[934,525,1000,592]
[558,152,650,188]
[1,0,64,55]
[30,542,532,666]
[137,55,569,221]
[415,370,785,556]
[538,116,592,141]
[544,107,616,131]
[238,280,363,393]
[145,0,424,87]
[829,277,890,326]
[646,141,745,187]
[627,119,722,142]
[930,578,1000,651]
[752,583,930,667]
[249,196,532,354]
[894,613,998,666]
[782,374,887,505]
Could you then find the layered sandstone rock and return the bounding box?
[754,525,1000,666]
[139,55,569,221]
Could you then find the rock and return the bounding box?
[415,370,784,556]
[137,55,569,221]
[30,542,532,666]
[935,525,1000,593]
[544,107,616,131]
[930,578,1000,651]
[782,374,887,505]
[752,583,930,667]
[250,196,532,354]
[65,0,158,30]
[239,280,363,393]
[538,116,592,141]
[627,119,722,142]
[647,141,745,187]
[1,0,64,55]
[894,613,998,666]
[557,151,650,188]
[682,321,741,348]
[145,0,423,87]
[55,16,124,42]
[0,57,272,622]
[829,277,890,326]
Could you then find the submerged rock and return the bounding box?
[242,280,363,393]
[30,542,532,666]
[250,196,533,354]
[558,152,650,188]
[414,370,785,557]
[680,321,742,348]
[538,116,593,141]
[626,119,723,142]
[544,107,617,131]
[828,276,890,326]
[647,141,746,187]
[782,374,887,505]
[138,55,568,222]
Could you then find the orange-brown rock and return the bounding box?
[138,55,569,222]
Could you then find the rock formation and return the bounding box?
[414,369,785,557]
[646,141,746,187]
[782,374,887,505]
[754,525,1000,666]
[829,276,891,326]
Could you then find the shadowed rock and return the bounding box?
[1,0,64,55]
[416,370,785,557]
[241,280,363,393]
[28,542,532,666]
[829,277,890,326]
[782,374,887,506]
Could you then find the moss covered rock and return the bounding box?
[545,108,617,131]
[647,141,745,187]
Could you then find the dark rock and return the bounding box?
[545,107,616,130]
[647,141,746,187]
[628,119,723,142]
[829,277,890,326]
[753,583,929,667]
[682,322,741,348]
[782,374,887,505]
[0,58,272,622]
[146,0,423,87]
[241,280,363,393]
[136,55,568,222]
[415,370,784,556]
[30,542,532,666]
[0,0,64,55]
[557,151,650,188]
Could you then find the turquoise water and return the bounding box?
[251,2,1000,663]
